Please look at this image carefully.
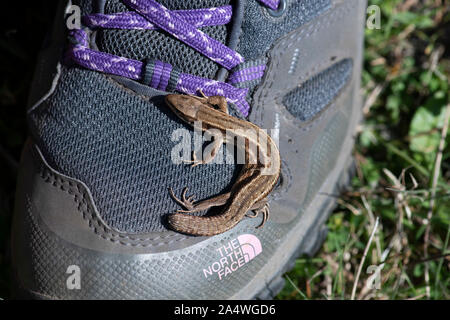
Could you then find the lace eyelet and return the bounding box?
[265,0,287,18]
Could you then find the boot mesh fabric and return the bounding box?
[73,0,93,15]
[29,67,239,233]
[282,59,353,121]
[237,0,331,60]
[97,0,231,79]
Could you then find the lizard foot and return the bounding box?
[168,187,196,211]
[182,151,204,168]
[246,203,270,229]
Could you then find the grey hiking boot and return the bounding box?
[11,0,366,299]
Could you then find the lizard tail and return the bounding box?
[167,213,234,236]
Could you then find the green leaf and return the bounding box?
[413,264,423,278]
[386,94,401,122]
[361,157,381,187]
[409,101,448,155]
[360,128,376,148]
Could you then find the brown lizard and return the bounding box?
[165,94,281,236]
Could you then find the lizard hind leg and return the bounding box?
[168,187,232,214]
[256,204,270,229]
[246,201,270,229]
[168,187,196,212]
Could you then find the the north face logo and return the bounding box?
[202,234,262,280]
[237,234,263,263]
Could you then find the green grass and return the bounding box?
[0,0,449,300]
[276,0,450,300]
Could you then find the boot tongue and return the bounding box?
[96,0,233,79]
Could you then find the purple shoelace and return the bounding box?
[67,0,280,116]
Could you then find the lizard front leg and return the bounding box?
[184,132,224,167]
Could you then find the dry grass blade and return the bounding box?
[351,217,380,300]
[363,83,386,115]
[424,103,450,298]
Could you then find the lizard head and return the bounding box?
[165,94,204,124]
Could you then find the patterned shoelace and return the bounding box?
[66,0,281,117]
